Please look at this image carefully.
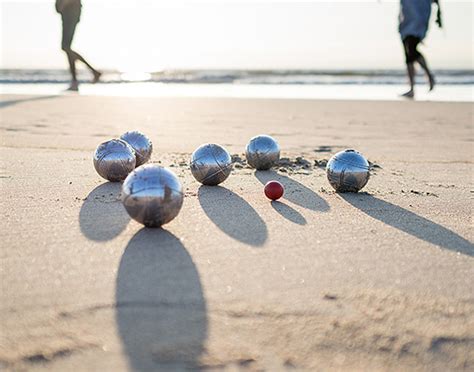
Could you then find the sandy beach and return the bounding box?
[0,94,473,371]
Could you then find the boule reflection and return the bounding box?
[93,139,136,182]
[120,130,153,167]
[121,165,184,227]
[326,149,370,192]
[190,143,233,186]
[245,135,280,170]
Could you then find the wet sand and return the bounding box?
[0,95,473,371]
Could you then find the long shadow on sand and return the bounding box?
[0,95,59,109]
[341,193,473,257]
[116,228,207,371]
[271,201,307,225]
[255,170,329,212]
[198,185,267,246]
[79,183,130,241]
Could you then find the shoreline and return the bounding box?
[1,82,473,102]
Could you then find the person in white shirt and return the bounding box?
[398,0,442,98]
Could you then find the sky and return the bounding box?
[0,0,473,71]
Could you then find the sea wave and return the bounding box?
[0,69,473,85]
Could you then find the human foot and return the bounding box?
[428,74,435,91]
[92,71,102,84]
[400,89,414,99]
[66,81,79,91]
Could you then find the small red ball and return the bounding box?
[264,180,284,200]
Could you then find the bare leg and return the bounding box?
[61,15,100,87]
[70,50,102,83]
[416,54,435,91]
[65,50,79,91]
[401,62,415,98]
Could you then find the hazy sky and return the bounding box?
[1,0,473,71]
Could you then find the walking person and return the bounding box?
[56,0,101,91]
[399,0,442,98]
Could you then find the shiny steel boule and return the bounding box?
[245,135,280,170]
[326,149,370,192]
[93,139,136,182]
[121,165,184,227]
[120,130,153,166]
[190,143,232,185]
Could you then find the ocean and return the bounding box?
[1,69,473,102]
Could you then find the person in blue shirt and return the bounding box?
[56,0,101,91]
[399,0,442,98]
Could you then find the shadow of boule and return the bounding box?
[116,228,207,370]
[255,170,330,212]
[198,185,268,247]
[341,193,473,257]
[271,201,307,225]
[79,182,130,241]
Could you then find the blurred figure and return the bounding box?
[399,0,442,98]
[56,0,101,91]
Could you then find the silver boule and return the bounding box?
[121,165,184,227]
[93,139,136,182]
[245,135,280,170]
[326,149,370,192]
[190,143,232,185]
[120,130,153,166]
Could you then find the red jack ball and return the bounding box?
[264,180,284,200]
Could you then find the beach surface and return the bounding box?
[0,94,473,371]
